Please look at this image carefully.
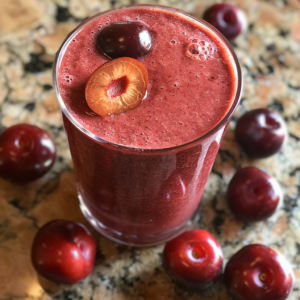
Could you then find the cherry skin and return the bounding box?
[31,220,97,284]
[227,166,282,222]
[235,109,287,159]
[203,3,247,40]
[163,230,223,290]
[96,22,152,59]
[0,124,56,184]
[224,244,294,300]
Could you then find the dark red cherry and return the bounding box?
[31,220,97,284]
[235,109,287,159]
[227,166,282,222]
[96,22,152,59]
[0,124,56,184]
[224,244,294,300]
[163,230,223,290]
[203,3,247,40]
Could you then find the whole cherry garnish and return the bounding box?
[31,220,96,284]
[85,57,148,116]
[227,166,282,222]
[0,124,56,184]
[97,23,152,59]
[224,244,294,300]
[203,3,247,40]
[235,109,287,159]
[163,230,223,290]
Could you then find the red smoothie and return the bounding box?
[54,6,241,246]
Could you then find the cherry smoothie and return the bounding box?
[54,6,242,246]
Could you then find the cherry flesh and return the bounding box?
[235,109,287,159]
[163,230,223,290]
[227,166,282,222]
[203,3,247,40]
[31,220,97,284]
[224,244,294,300]
[85,57,148,116]
[96,22,152,59]
[0,124,56,184]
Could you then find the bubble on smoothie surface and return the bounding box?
[188,44,200,55]
[186,39,215,60]
[62,73,75,84]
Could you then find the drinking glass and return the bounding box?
[53,5,242,246]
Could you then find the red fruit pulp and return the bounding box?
[107,76,129,98]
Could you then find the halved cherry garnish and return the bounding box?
[85,57,148,116]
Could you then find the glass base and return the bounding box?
[78,194,200,247]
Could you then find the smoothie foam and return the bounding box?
[58,7,237,149]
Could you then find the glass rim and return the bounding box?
[53,4,243,152]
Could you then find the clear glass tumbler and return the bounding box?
[53,5,242,246]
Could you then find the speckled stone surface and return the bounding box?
[0,0,300,299]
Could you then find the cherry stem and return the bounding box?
[192,251,199,258]
[259,273,267,281]
[18,139,27,148]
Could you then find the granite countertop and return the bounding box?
[1,0,300,299]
